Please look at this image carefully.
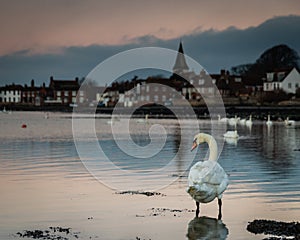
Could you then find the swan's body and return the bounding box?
[228,115,238,126]
[187,133,228,219]
[223,130,239,139]
[285,117,295,127]
[266,115,272,126]
[239,118,246,125]
[246,115,253,127]
[217,115,228,123]
[136,114,149,124]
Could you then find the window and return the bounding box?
[295,83,299,88]
[288,83,292,89]
[198,79,204,85]
[57,91,61,96]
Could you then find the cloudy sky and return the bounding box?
[0,0,300,85]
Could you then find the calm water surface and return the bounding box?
[0,112,299,240]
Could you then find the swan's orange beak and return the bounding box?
[191,141,197,151]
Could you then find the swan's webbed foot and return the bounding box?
[218,198,222,220]
[196,201,200,218]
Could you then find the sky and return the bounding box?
[0,0,300,85]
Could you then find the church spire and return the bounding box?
[173,41,189,73]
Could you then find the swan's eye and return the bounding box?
[193,139,197,144]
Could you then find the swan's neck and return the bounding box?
[203,134,218,161]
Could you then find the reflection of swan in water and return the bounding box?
[187,133,229,219]
[186,216,229,240]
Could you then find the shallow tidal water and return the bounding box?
[0,111,299,240]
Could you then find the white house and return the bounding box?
[263,67,300,94]
[0,85,22,103]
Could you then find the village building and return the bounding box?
[263,67,300,94]
[0,84,23,103]
[47,77,82,105]
[21,80,47,106]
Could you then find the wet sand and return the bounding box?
[1,173,299,240]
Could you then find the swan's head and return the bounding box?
[191,133,206,151]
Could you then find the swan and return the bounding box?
[239,118,246,125]
[136,114,149,124]
[266,115,272,126]
[187,133,229,219]
[217,115,228,123]
[285,117,295,127]
[223,130,239,139]
[228,115,239,127]
[246,115,253,127]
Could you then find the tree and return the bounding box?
[231,44,300,77]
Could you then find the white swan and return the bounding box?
[187,133,229,219]
[285,117,295,127]
[239,118,246,126]
[223,130,239,139]
[228,115,239,127]
[217,115,228,123]
[266,115,272,126]
[246,115,253,127]
[136,114,149,124]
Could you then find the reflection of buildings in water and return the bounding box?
[261,124,296,171]
[170,121,200,181]
[171,123,188,180]
[186,216,228,240]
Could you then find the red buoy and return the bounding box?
[21,124,27,128]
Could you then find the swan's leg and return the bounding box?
[218,198,222,220]
[196,201,200,217]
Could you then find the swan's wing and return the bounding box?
[188,161,228,185]
[187,161,229,201]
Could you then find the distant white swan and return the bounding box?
[239,118,246,125]
[187,133,229,219]
[246,115,253,127]
[228,115,239,126]
[223,130,239,139]
[285,117,295,127]
[266,115,272,126]
[136,114,149,124]
[217,115,228,123]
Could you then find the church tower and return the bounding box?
[173,41,189,74]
